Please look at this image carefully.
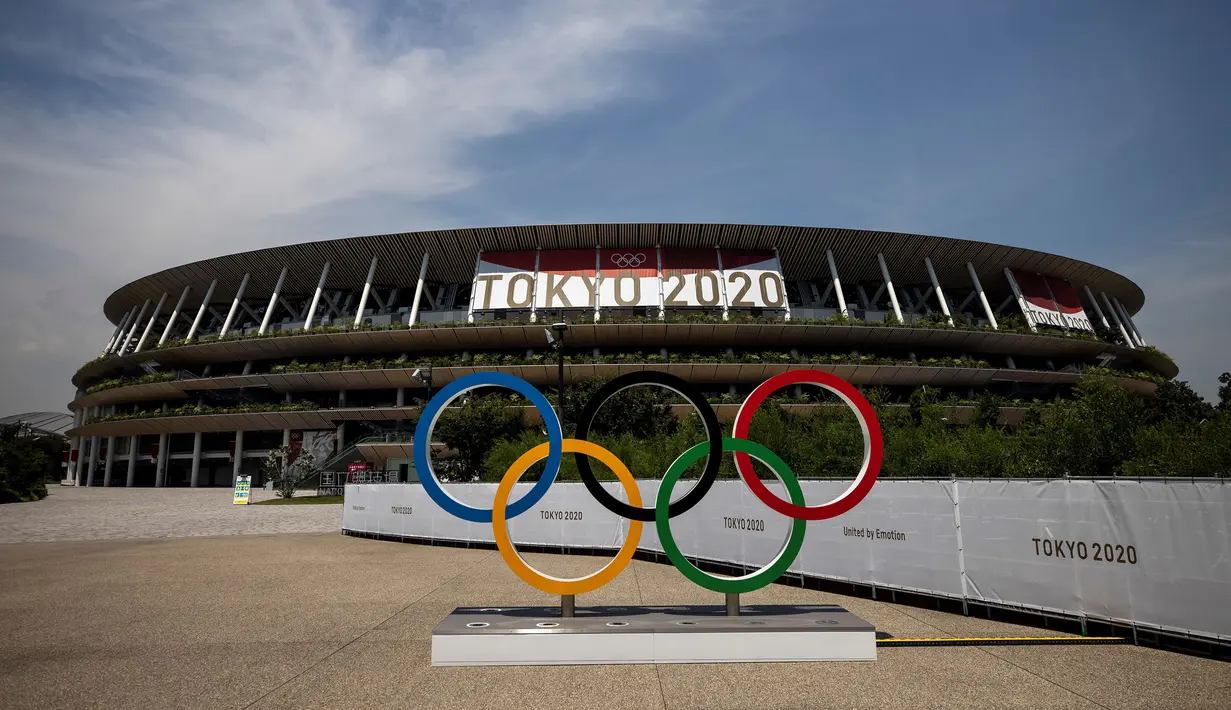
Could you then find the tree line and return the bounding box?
[433,373,1231,483]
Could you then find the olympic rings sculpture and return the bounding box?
[412,369,883,597]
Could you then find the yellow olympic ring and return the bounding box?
[492,439,643,595]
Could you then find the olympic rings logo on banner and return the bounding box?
[609,252,647,268]
[412,369,883,596]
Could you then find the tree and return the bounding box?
[1146,379,1215,426]
[1219,372,1231,410]
[1,423,59,503]
[262,444,321,499]
[433,393,529,481]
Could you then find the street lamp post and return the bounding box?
[546,321,570,617]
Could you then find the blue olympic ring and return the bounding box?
[413,371,563,523]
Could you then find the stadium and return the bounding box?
[64,223,1173,489]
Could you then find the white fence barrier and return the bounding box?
[343,479,1231,641]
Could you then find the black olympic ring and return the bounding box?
[574,371,723,522]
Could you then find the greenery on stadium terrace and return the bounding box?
[79,350,1164,396]
[437,374,1231,482]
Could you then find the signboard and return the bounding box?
[233,475,252,505]
[348,462,371,472]
[471,247,787,313]
[1011,270,1095,332]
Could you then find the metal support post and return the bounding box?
[715,246,730,321]
[594,247,603,322]
[656,246,666,320]
[924,257,954,326]
[1101,292,1134,349]
[118,299,152,354]
[185,280,218,342]
[103,435,116,487]
[258,267,288,335]
[877,253,904,323]
[773,247,791,321]
[966,263,998,329]
[102,312,129,355]
[159,286,192,346]
[725,593,740,616]
[467,251,483,323]
[1113,296,1147,346]
[529,248,541,324]
[1082,285,1110,329]
[825,249,848,318]
[134,292,168,353]
[407,252,430,327]
[351,256,379,329]
[303,261,331,331]
[155,433,169,487]
[86,436,99,486]
[107,307,137,354]
[190,432,203,487]
[561,595,575,618]
[126,435,138,487]
[1003,269,1037,332]
[218,273,250,338]
[232,431,244,486]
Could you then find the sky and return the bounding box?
[0,0,1228,414]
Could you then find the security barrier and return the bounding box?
[343,477,1231,643]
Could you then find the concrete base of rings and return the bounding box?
[431,604,877,665]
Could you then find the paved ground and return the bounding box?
[0,486,340,543]
[1,532,1228,710]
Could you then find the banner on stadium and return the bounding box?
[343,479,1231,641]
[1010,270,1095,332]
[471,247,786,312]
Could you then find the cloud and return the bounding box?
[0,0,714,413]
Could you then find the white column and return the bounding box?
[1082,285,1110,329]
[86,436,100,486]
[218,273,251,338]
[924,257,954,326]
[302,262,331,330]
[467,250,483,323]
[714,246,730,321]
[118,299,152,354]
[185,280,218,342]
[232,431,244,486]
[134,292,169,353]
[656,246,666,320]
[258,267,288,334]
[529,248,541,323]
[353,256,380,329]
[407,253,430,327]
[155,433,169,487]
[107,308,138,354]
[1100,292,1134,348]
[1003,268,1038,333]
[877,253,904,323]
[773,247,791,321]
[102,313,129,355]
[966,263,998,330]
[825,249,848,318]
[1113,297,1147,346]
[189,432,203,487]
[158,286,192,346]
[103,435,116,487]
[126,435,138,487]
[68,437,81,485]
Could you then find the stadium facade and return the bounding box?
[64,224,1172,488]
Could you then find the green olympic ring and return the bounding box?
[656,437,807,594]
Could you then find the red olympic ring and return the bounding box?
[731,370,883,520]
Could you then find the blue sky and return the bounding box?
[1,0,1228,413]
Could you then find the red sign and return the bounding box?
[348,462,371,472]
[149,443,159,461]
